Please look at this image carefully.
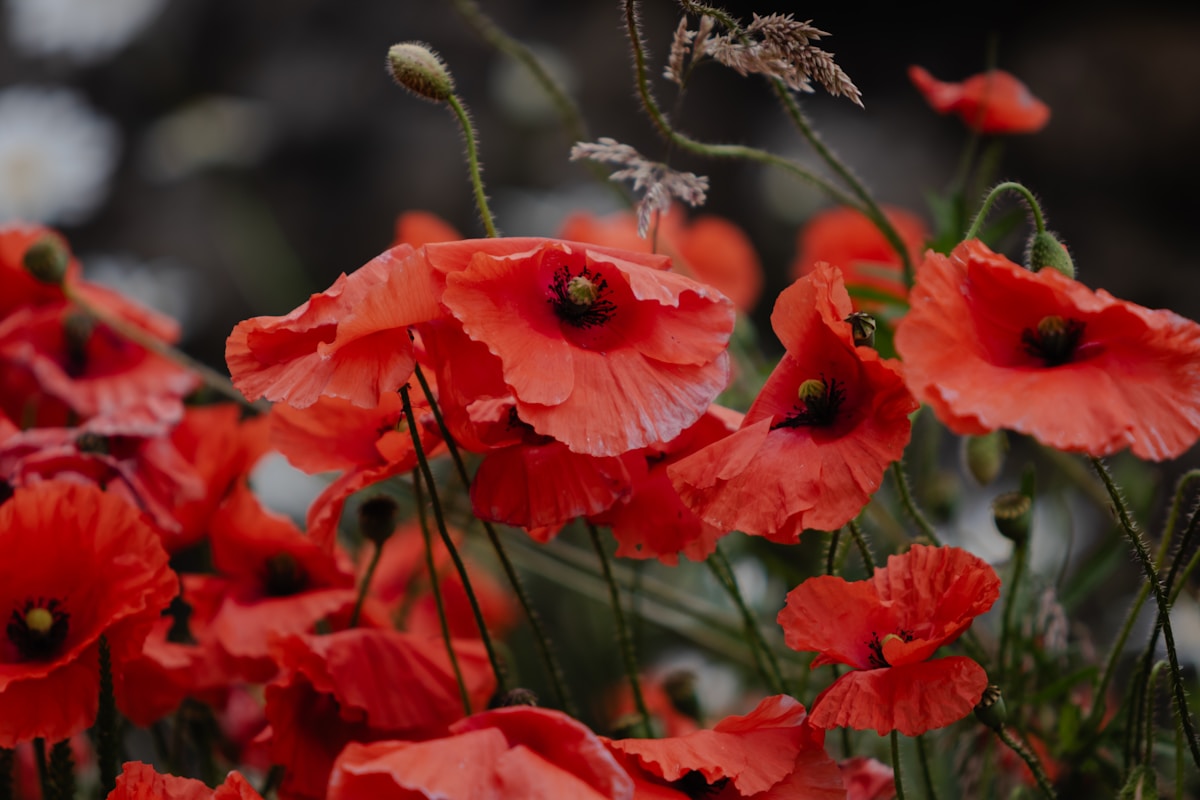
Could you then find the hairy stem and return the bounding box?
[445,93,498,237]
[964,180,1046,241]
[708,546,785,694]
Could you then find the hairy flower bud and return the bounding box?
[1026,230,1075,279]
[23,235,69,285]
[974,684,1007,731]
[358,495,399,546]
[387,42,455,103]
[962,430,1008,486]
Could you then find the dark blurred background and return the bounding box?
[2,0,1199,366]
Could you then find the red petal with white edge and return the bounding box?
[808,657,988,736]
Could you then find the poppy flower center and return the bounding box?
[865,629,915,669]
[673,771,730,799]
[263,553,308,597]
[774,377,845,429]
[62,310,96,378]
[7,598,70,661]
[1021,315,1086,367]
[548,266,616,329]
[75,431,111,455]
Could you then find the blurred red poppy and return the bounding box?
[0,481,177,746]
[107,761,263,799]
[778,544,999,736]
[894,239,1200,461]
[909,66,1050,134]
[669,264,917,541]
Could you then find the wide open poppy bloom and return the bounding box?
[778,544,999,736]
[669,264,917,542]
[329,706,635,800]
[0,481,177,746]
[908,66,1050,134]
[226,243,442,409]
[264,628,496,800]
[424,237,735,457]
[606,695,845,799]
[790,205,928,307]
[559,206,764,313]
[107,761,263,800]
[894,239,1200,461]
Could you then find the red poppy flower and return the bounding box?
[114,615,230,728]
[264,628,496,800]
[669,264,917,541]
[606,695,845,799]
[197,483,357,681]
[329,706,635,800]
[226,243,442,409]
[790,205,928,307]
[559,206,764,313]
[424,237,735,457]
[839,757,895,800]
[894,239,1200,461]
[778,544,999,736]
[393,210,461,248]
[107,761,263,800]
[908,66,1050,134]
[0,481,177,746]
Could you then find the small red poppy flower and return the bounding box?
[0,481,178,747]
[329,706,635,800]
[424,237,734,457]
[908,66,1050,134]
[606,695,845,799]
[669,264,917,541]
[790,205,928,307]
[226,244,442,409]
[894,239,1200,461]
[107,761,264,800]
[778,544,999,737]
[559,206,764,313]
[264,629,496,800]
[393,210,461,248]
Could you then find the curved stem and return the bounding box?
[400,384,507,692]
[891,731,907,800]
[708,546,785,694]
[848,518,876,570]
[412,466,472,714]
[587,522,652,736]
[1090,457,1200,771]
[1144,660,1170,769]
[411,363,576,714]
[622,1,862,210]
[995,726,1057,799]
[891,461,942,546]
[348,540,384,629]
[445,93,498,237]
[964,180,1046,241]
[825,527,842,576]
[998,536,1028,683]
[62,284,264,414]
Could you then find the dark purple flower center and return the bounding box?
[548,266,616,328]
[1021,315,1085,367]
[865,629,915,669]
[7,598,70,661]
[674,771,730,799]
[773,377,845,430]
[263,553,308,597]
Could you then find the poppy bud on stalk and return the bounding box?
[387,42,455,103]
[962,430,1008,486]
[358,495,399,546]
[23,235,69,285]
[992,491,1032,544]
[1025,230,1075,279]
[974,684,1008,731]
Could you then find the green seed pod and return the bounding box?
[962,430,1008,486]
[23,236,70,285]
[974,684,1007,732]
[1026,230,1075,279]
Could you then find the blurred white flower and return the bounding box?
[0,86,119,225]
[139,96,274,182]
[5,0,168,63]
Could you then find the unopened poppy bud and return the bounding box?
[358,495,399,546]
[662,669,701,722]
[846,311,876,348]
[992,491,1032,543]
[1026,230,1075,279]
[493,687,539,708]
[23,236,70,285]
[974,684,1007,731]
[387,42,455,103]
[962,430,1008,485]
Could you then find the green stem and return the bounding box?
[1145,660,1170,769]
[916,734,940,800]
[412,467,473,714]
[445,93,498,237]
[891,731,907,800]
[400,385,507,693]
[0,748,12,800]
[588,522,652,736]
[1090,457,1200,771]
[49,740,75,800]
[622,0,863,210]
[825,527,842,576]
[62,284,264,414]
[96,636,119,797]
[1165,496,1200,604]
[891,461,942,545]
[258,765,284,799]
[708,546,785,694]
[995,726,1057,799]
[964,181,1046,241]
[348,540,384,629]
[33,740,49,800]
[411,363,576,715]
[998,536,1028,683]
[847,518,877,570]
